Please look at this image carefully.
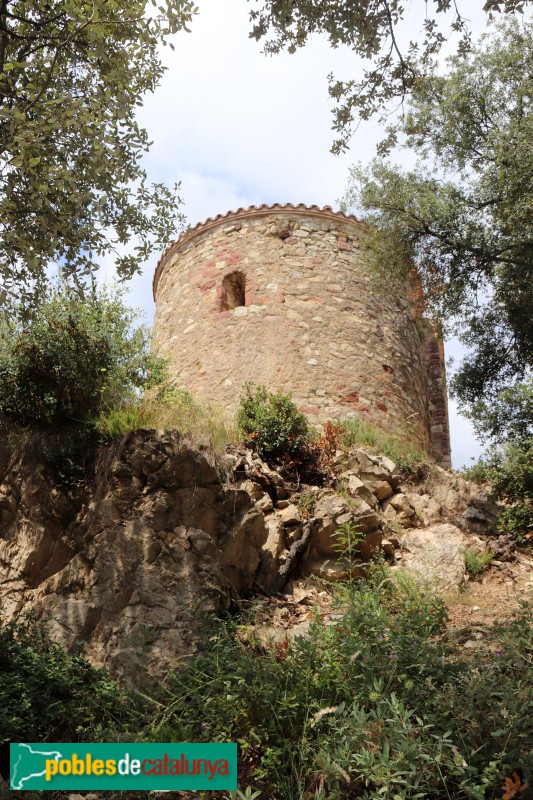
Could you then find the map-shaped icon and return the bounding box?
[11,743,63,790]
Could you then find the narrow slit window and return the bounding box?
[220,271,246,311]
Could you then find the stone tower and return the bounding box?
[152,204,451,466]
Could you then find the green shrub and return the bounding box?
[463,547,493,575]
[462,438,533,501]
[0,283,165,428]
[461,460,493,486]
[341,418,431,481]
[0,612,133,752]
[237,383,310,460]
[462,438,533,544]
[137,562,532,799]
[4,570,530,799]
[313,694,474,798]
[498,502,533,544]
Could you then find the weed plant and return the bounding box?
[331,519,366,585]
[0,612,136,773]
[463,547,494,576]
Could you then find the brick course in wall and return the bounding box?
[152,204,451,467]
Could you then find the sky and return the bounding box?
[112,0,494,470]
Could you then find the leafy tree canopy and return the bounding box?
[469,382,533,445]
[249,0,530,153]
[340,21,533,442]
[0,0,196,303]
[0,282,165,427]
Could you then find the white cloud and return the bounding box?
[177,171,258,230]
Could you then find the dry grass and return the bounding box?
[95,386,239,460]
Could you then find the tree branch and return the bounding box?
[6,9,66,28]
[381,0,411,87]
[23,10,96,115]
[0,0,9,76]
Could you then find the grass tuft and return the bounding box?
[463,547,494,576]
[340,418,432,481]
[95,385,238,459]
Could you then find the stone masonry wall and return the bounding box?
[152,204,451,465]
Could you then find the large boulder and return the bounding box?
[346,449,400,496]
[219,504,268,594]
[382,492,418,527]
[458,503,499,534]
[396,524,469,594]
[424,467,473,516]
[406,492,443,526]
[338,471,380,509]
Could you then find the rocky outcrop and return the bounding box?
[0,430,499,677]
[234,446,505,590]
[0,432,267,681]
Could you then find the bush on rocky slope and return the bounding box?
[238,384,311,461]
[142,563,532,800]
[463,438,533,544]
[0,612,134,777]
[3,564,530,799]
[0,284,163,429]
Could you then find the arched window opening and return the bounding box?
[220,271,246,311]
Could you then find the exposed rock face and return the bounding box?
[257,513,287,588]
[0,432,267,681]
[311,492,381,558]
[345,449,399,499]
[382,492,419,527]
[0,430,498,677]
[426,467,475,515]
[219,491,267,594]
